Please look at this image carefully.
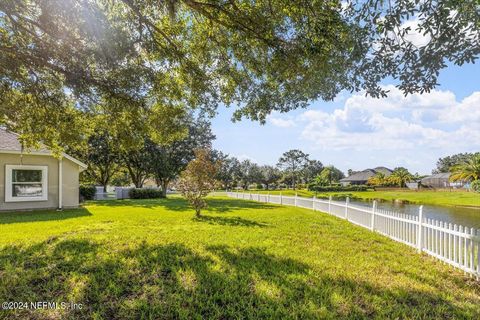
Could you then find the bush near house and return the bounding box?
[129,188,164,199]
[79,185,96,201]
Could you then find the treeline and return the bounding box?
[434,152,480,192]
[215,149,345,190]
[73,113,215,197]
[74,114,345,194]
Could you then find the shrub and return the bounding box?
[79,185,96,201]
[129,188,164,199]
[256,183,263,190]
[307,184,371,192]
[471,180,480,193]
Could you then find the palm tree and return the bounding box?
[367,172,386,186]
[315,166,345,186]
[450,153,480,182]
[388,167,414,188]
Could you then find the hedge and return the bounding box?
[129,188,164,199]
[80,185,96,201]
[307,184,371,192]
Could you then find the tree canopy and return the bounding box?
[450,153,480,182]
[1,0,478,148]
[277,149,309,190]
[433,153,478,174]
[149,115,215,195]
[389,167,414,188]
[315,166,345,186]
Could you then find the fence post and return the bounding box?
[417,205,424,253]
[312,196,316,211]
[371,200,377,231]
[345,197,350,220]
[328,196,332,214]
[280,192,283,205]
[295,192,298,207]
[267,192,270,203]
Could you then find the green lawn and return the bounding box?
[247,189,480,207]
[1,196,479,319]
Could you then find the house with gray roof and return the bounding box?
[0,128,87,211]
[420,172,466,189]
[340,167,393,186]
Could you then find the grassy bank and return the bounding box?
[243,189,480,207]
[1,196,479,319]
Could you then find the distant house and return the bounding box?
[340,167,393,186]
[0,128,87,211]
[420,173,465,189]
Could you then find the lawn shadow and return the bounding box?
[89,197,277,214]
[192,215,268,227]
[205,198,277,213]
[0,207,92,225]
[0,239,478,319]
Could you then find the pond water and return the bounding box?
[336,197,480,229]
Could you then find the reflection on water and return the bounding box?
[340,198,480,229]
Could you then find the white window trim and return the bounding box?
[5,165,48,202]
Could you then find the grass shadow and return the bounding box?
[89,197,278,214]
[0,239,478,319]
[0,207,92,225]
[192,215,268,227]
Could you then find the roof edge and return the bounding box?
[0,150,87,170]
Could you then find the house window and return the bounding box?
[5,165,48,202]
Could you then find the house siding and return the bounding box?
[0,153,80,211]
[62,157,80,208]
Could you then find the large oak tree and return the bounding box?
[1,0,478,148]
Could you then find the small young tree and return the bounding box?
[178,149,218,217]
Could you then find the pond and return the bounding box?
[337,197,480,229]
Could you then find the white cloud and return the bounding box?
[399,18,431,48]
[300,87,480,152]
[235,154,258,163]
[267,114,296,128]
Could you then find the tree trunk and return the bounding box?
[195,208,201,217]
[99,170,109,192]
[125,161,143,188]
[161,180,169,198]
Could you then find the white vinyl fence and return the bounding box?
[227,191,480,279]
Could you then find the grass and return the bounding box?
[0,196,479,319]
[246,189,480,207]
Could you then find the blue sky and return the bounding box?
[211,62,480,175]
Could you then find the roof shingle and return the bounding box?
[0,128,50,153]
[340,167,393,182]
